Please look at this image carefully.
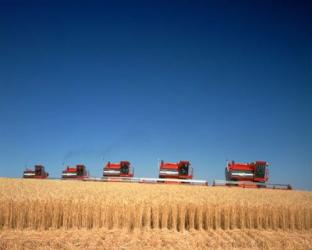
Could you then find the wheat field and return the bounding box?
[0,178,312,249]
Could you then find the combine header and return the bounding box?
[23,165,49,179]
[62,164,89,180]
[213,160,292,190]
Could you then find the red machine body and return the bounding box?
[103,161,134,177]
[23,165,49,179]
[159,160,193,179]
[62,164,88,179]
[226,161,268,183]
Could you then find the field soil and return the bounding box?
[0,178,311,249]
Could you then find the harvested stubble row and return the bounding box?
[1,229,312,250]
[0,178,311,231]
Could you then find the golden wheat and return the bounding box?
[0,178,311,231]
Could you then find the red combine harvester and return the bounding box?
[134,160,207,185]
[62,164,89,179]
[159,160,193,179]
[153,160,207,185]
[103,161,133,177]
[213,160,292,190]
[23,165,49,179]
[226,160,268,183]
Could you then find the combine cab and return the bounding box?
[23,165,49,179]
[213,160,292,190]
[103,161,134,177]
[159,160,193,179]
[62,164,88,180]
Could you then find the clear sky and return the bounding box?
[0,1,311,189]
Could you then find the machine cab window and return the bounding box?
[120,162,129,174]
[255,164,267,179]
[179,162,189,175]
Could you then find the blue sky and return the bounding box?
[0,1,311,189]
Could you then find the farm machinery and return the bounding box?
[18,159,292,189]
[143,160,206,185]
[159,160,193,179]
[62,164,89,180]
[23,165,49,179]
[213,160,292,190]
[103,161,134,177]
[90,160,207,185]
[151,160,205,185]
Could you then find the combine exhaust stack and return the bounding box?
[213,160,292,190]
[62,164,88,180]
[23,165,49,179]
